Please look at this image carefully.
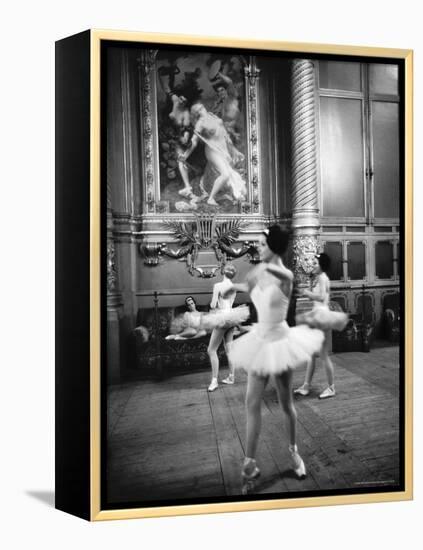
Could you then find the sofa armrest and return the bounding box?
[134,325,149,343]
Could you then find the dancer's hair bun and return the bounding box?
[316,253,331,273]
[264,225,291,256]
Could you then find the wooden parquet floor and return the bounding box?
[106,345,401,505]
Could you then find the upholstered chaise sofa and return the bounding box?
[133,294,254,378]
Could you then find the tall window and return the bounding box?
[317,61,400,285]
[318,61,400,223]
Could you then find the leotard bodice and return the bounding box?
[312,272,330,309]
[251,284,289,325]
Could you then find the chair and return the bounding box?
[331,292,374,353]
[382,292,400,343]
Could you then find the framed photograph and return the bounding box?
[55,29,413,521]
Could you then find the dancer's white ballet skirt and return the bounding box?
[200,304,250,330]
[230,285,324,376]
[296,304,349,332]
[169,305,250,336]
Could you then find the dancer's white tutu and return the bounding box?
[169,305,250,336]
[168,311,202,335]
[201,305,250,331]
[230,321,324,376]
[296,305,349,332]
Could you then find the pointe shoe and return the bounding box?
[222,374,235,385]
[289,444,307,479]
[241,458,261,495]
[319,385,335,399]
[208,378,218,392]
[207,197,218,206]
[293,384,310,396]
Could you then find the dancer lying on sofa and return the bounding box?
[166,296,207,340]
[166,291,249,342]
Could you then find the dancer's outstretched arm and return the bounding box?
[266,263,294,282]
[222,264,263,299]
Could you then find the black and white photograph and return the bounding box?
[104,40,407,509]
[4,0,422,546]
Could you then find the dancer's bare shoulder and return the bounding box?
[245,264,265,288]
[265,263,294,282]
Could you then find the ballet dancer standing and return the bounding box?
[294,253,348,399]
[226,226,324,494]
[207,264,239,392]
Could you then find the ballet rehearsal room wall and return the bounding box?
[105,46,400,381]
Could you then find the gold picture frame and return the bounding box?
[55,29,413,521]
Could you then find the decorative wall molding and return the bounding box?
[110,211,278,247]
[107,240,118,292]
[121,50,136,214]
[138,49,159,214]
[139,214,260,277]
[244,60,261,214]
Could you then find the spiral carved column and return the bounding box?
[291,60,321,301]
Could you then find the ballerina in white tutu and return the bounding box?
[207,264,241,392]
[225,226,324,494]
[166,296,207,340]
[294,253,348,399]
[166,294,249,342]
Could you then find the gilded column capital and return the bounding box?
[292,233,320,286]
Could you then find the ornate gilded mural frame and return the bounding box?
[138,49,262,218]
